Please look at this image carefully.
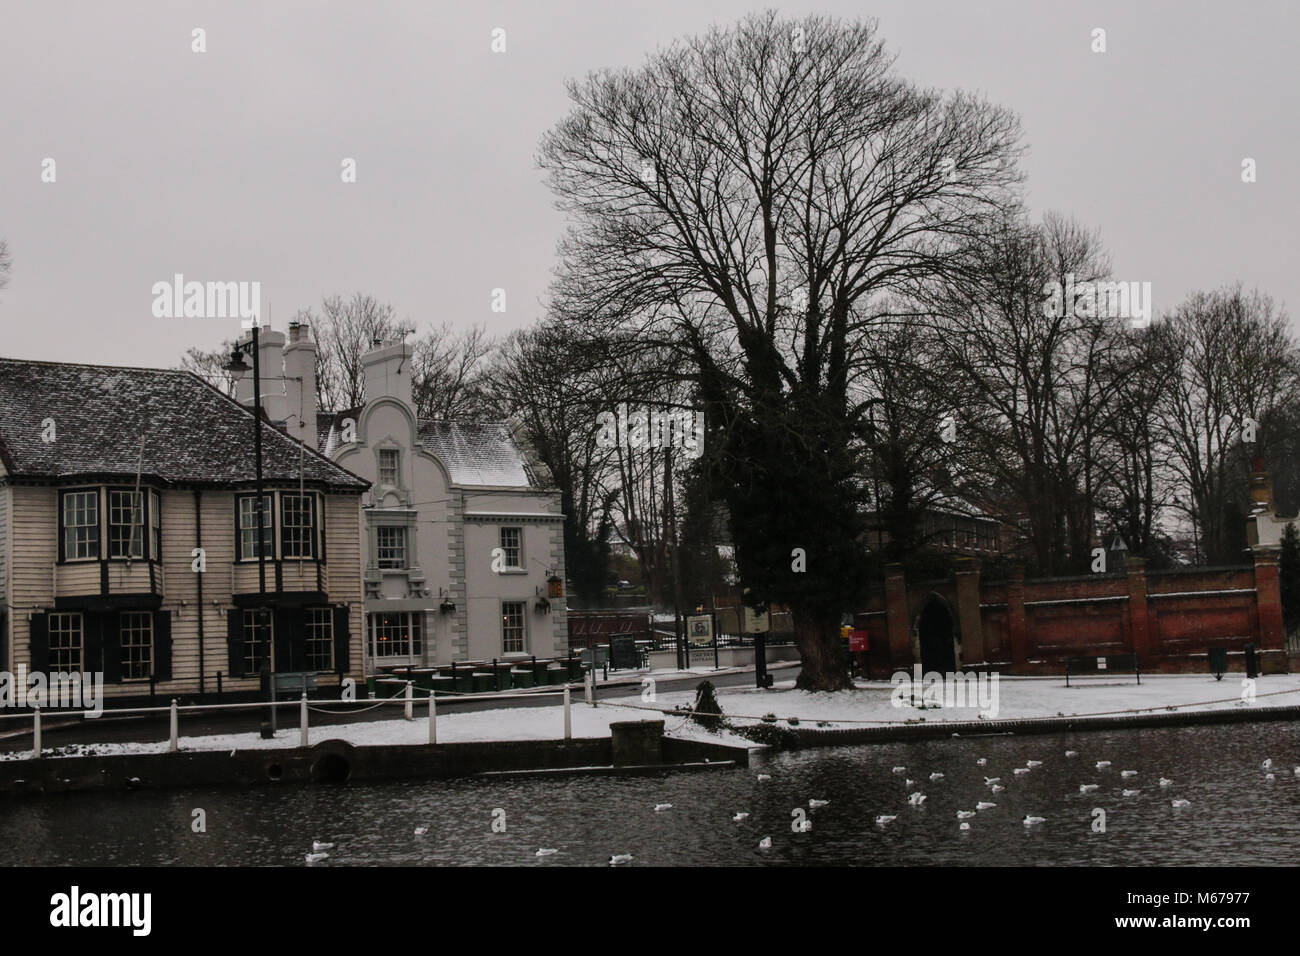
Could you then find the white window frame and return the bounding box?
[108,489,146,560]
[280,493,317,560]
[62,490,100,561]
[501,601,526,654]
[48,612,84,672]
[368,611,422,660]
[120,610,154,681]
[238,494,275,562]
[376,525,407,570]
[242,608,274,676]
[305,608,334,671]
[377,448,401,487]
[500,527,523,570]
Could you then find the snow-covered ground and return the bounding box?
[4,672,1297,761]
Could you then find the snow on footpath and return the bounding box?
[659,672,1300,725]
[4,672,1298,762]
[0,694,753,761]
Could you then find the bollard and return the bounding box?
[563,685,571,739]
[169,699,178,752]
[300,692,309,747]
[33,705,41,758]
[404,680,414,720]
[216,671,223,700]
[428,691,437,745]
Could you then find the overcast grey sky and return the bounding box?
[1,0,1295,370]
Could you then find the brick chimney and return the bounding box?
[362,338,414,410]
[284,321,318,451]
[234,326,287,425]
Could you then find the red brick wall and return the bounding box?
[862,554,1289,675]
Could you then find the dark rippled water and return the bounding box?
[1,721,1296,866]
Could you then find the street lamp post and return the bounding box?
[224,327,272,735]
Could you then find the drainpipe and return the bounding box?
[194,488,205,695]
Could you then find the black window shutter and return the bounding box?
[227,609,244,675]
[29,613,49,674]
[153,611,173,682]
[332,605,351,673]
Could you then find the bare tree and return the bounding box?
[540,11,1024,688]
[410,322,494,420]
[926,211,1125,575]
[1155,284,1299,564]
[480,324,618,603]
[179,340,239,395]
[301,294,402,411]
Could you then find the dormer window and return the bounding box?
[378,448,400,487]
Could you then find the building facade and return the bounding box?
[242,325,567,671]
[0,356,369,703]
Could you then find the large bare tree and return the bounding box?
[540,11,1024,688]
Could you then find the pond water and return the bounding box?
[1,721,1296,866]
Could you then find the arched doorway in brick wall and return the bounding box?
[917,594,957,673]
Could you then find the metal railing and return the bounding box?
[0,678,588,759]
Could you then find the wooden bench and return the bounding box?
[1065,653,1140,687]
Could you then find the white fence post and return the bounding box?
[169,699,178,752]
[33,705,41,758]
[563,685,571,740]
[428,691,437,745]
[404,680,413,720]
[300,692,309,747]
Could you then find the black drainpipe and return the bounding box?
[194,488,205,695]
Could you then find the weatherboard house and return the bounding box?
[0,356,369,703]
[235,324,568,670]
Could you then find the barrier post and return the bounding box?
[300,692,309,747]
[33,705,41,758]
[169,698,179,752]
[404,680,414,720]
[428,691,437,745]
[563,685,571,739]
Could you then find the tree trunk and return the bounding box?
[792,611,854,691]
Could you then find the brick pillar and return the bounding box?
[1008,567,1028,671]
[884,564,911,671]
[1125,556,1152,662]
[1253,548,1285,655]
[954,558,984,667]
